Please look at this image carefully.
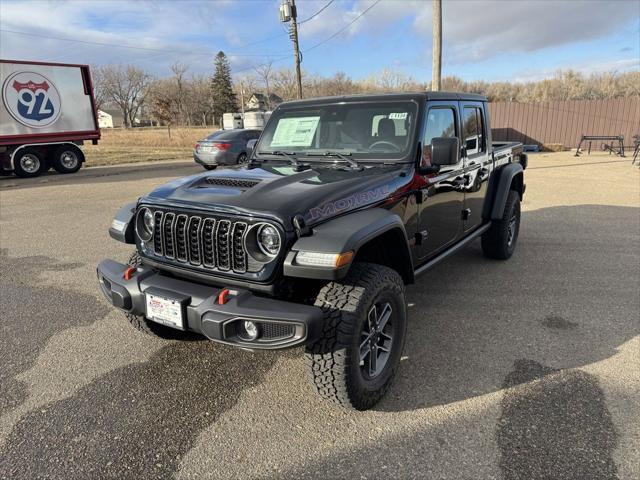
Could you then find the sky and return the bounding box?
[1,0,638,83]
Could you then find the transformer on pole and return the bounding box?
[280,0,303,99]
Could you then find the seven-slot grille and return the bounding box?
[151,210,250,273]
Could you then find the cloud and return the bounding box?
[0,0,251,75]
[434,0,640,62]
[296,0,639,63]
[1,0,637,80]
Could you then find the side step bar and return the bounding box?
[414,222,491,277]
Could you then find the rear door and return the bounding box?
[460,101,491,231]
[416,101,464,259]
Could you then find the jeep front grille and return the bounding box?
[150,210,251,273]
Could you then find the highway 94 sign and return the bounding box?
[2,71,62,128]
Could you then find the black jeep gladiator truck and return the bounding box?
[98,92,526,410]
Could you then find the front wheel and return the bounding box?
[305,263,407,410]
[203,164,217,170]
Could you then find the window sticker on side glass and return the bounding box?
[271,116,320,147]
[389,112,407,120]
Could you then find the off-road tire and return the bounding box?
[52,145,84,174]
[14,148,46,178]
[305,262,407,410]
[124,250,191,339]
[482,189,521,260]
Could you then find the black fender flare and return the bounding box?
[283,208,413,281]
[108,202,137,244]
[483,163,524,221]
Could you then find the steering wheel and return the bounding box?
[369,140,401,152]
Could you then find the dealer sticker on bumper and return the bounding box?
[145,293,185,330]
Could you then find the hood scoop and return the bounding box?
[200,177,261,189]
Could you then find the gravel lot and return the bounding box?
[0,152,638,479]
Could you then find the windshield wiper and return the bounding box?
[304,151,361,170]
[256,150,301,168]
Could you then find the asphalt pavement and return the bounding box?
[0,153,638,479]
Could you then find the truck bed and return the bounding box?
[493,141,523,161]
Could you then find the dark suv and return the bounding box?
[98,92,526,410]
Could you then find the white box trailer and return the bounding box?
[243,111,271,130]
[222,112,243,130]
[0,59,100,177]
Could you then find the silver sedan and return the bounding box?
[193,129,261,170]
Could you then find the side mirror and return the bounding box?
[246,139,258,154]
[431,137,460,166]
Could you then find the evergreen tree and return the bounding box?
[210,51,237,125]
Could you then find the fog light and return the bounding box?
[242,320,260,340]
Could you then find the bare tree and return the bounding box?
[253,61,274,109]
[170,62,189,124]
[95,65,152,127]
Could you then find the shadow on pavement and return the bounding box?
[497,359,618,480]
[276,204,636,478]
[0,341,297,479]
[0,250,106,414]
[378,204,638,413]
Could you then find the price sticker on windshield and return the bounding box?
[388,112,407,120]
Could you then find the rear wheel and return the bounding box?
[52,145,84,174]
[124,251,193,339]
[237,153,248,164]
[305,263,407,410]
[482,189,521,259]
[14,149,45,178]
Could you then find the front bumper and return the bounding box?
[97,259,323,349]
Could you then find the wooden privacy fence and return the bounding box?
[488,98,640,150]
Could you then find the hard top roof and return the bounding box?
[280,91,487,107]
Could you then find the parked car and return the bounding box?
[193,129,261,170]
[100,92,526,410]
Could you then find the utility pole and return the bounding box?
[432,0,442,91]
[280,0,303,99]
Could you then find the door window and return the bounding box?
[422,107,456,165]
[462,107,485,156]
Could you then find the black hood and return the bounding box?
[140,163,412,231]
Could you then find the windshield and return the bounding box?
[255,101,418,160]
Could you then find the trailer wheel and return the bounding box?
[52,145,84,174]
[14,149,45,178]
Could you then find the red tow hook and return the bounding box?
[217,288,231,305]
[123,266,136,281]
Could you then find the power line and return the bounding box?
[232,31,289,50]
[298,0,335,24]
[0,28,283,58]
[304,0,382,52]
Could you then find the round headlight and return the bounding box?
[136,207,154,241]
[257,224,281,257]
[143,209,154,232]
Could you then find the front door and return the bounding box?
[417,102,464,259]
[460,102,491,231]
